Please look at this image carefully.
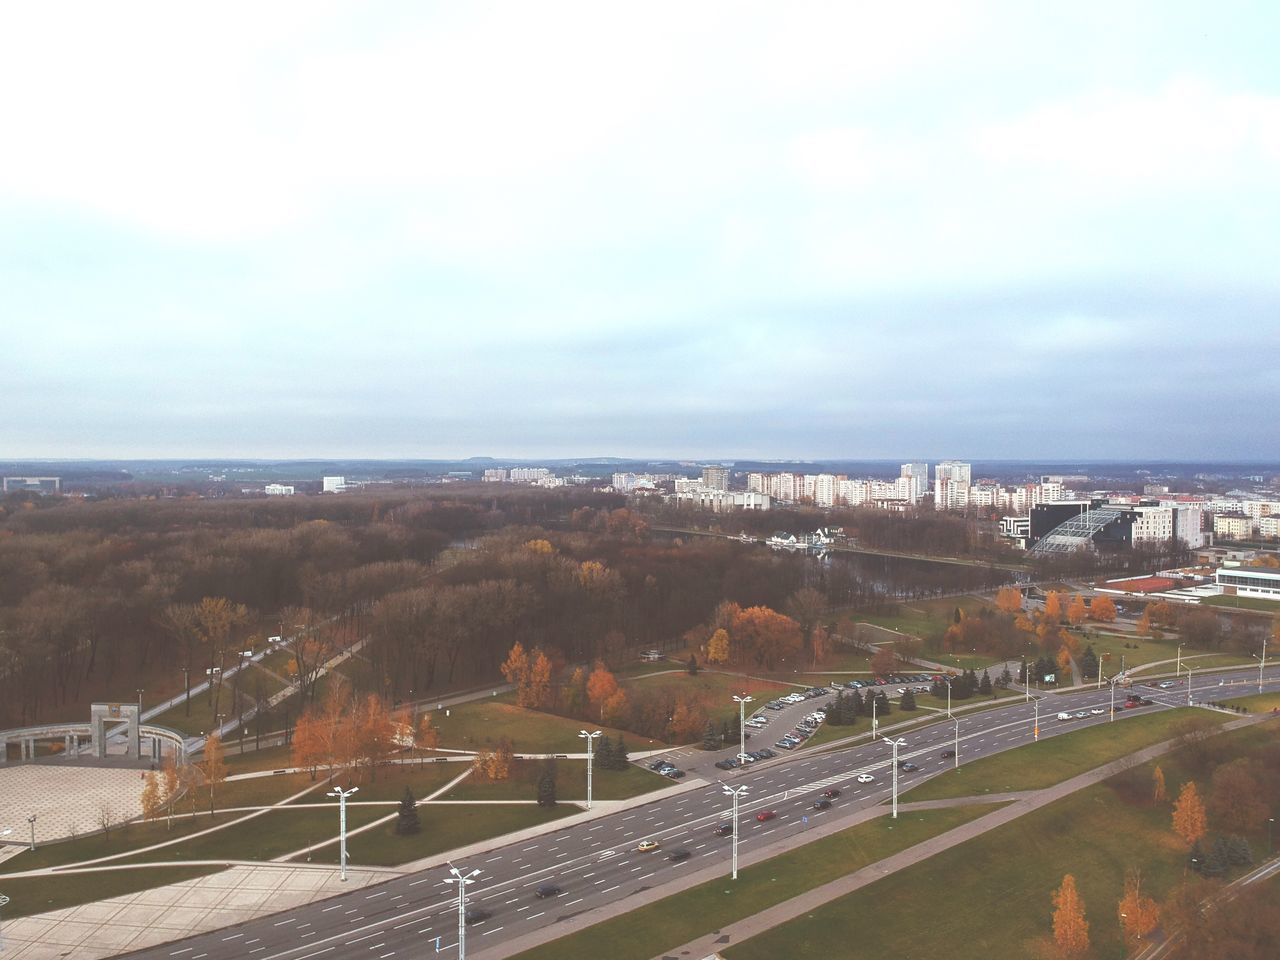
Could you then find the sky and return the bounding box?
[3,2,1278,461]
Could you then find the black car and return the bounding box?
[535,884,562,899]
[465,907,492,924]
[757,748,777,759]
[649,759,672,771]
[714,759,738,770]
[714,823,734,837]
[813,798,832,810]
[667,849,692,862]
[941,749,955,758]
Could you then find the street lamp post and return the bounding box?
[578,730,601,809]
[0,892,9,954]
[952,719,960,770]
[871,693,878,740]
[1175,645,1182,678]
[444,862,480,960]
[887,738,906,818]
[1023,658,1031,702]
[1186,666,1194,706]
[722,783,749,879]
[945,676,953,718]
[1110,677,1117,722]
[1268,817,1274,855]
[26,815,36,852]
[732,695,754,763]
[1254,635,1268,694]
[1033,695,1040,741]
[327,785,359,881]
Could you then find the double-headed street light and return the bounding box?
[578,730,601,809]
[721,783,749,879]
[327,785,359,882]
[887,737,907,819]
[732,695,754,763]
[1253,635,1268,693]
[952,719,960,770]
[444,862,480,960]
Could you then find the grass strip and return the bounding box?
[902,707,1226,802]
[508,803,996,960]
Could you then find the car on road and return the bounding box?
[535,884,562,899]
[941,749,955,758]
[465,907,492,924]
[856,773,875,783]
[822,788,842,798]
[899,762,920,772]
[667,849,692,862]
[1090,708,1105,715]
[756,810,777,822]
[1056,712,1073,721]
[1158,680,1175,689]
[1074,711,1088,719]
[713,823,734,837]
[637,839,660,852]
[813,798,832,810]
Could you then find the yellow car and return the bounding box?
[637,839,660,852]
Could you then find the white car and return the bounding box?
[1090,708,1104,716]
[856,773,875,783]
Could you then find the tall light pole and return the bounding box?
[1110,677,1117,722]
[1023,658,1030,702]
[944,676,953,719]
[722,784,748,880]
[327,785,359,881]
[26,815,36,852]
[871,693,878,740]
[1186,665,1194,706]
[1033,695,1040,741]
[887,738,906,818]
[952,719,960,770]
[0,892,9,954]
[444,862,480,960]
[1175,645,1182,678]
[578,730,601,809]
[732,695,754,763]
[1254,635,1268,693]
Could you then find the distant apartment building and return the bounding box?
[933,461,971,511]
[2,476,61,494]
[509,467,552,482]
[1259,516,1280,539]
[264,484,295,496]
[701,466,731,491]
[322,476,346,493]
[900,462,928,501]
[482,468,508,482]
[673,489,770,513]
[1213,512,1254,541]
[1143,483,1170,495]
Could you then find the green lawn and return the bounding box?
[299,803,573,867]
[224,743,295,772]
[1220,691,1280,712]
[0,812,239,873]
[441,759,667,802]
[834,597,989,642]
[430,700,638,753]
[625,671,796,726]
[1200,593,1280,611]
[508,804,997,960]
[210,770,325,809]
[724,720,1280,960]
[291,760,464,803]
[902,707,1226,802]
[114,805,389,865]
[151,688,250,738]
[1,866,225,920]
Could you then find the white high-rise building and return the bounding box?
[482,468,508,482]
[322,476,346,493]
[934,461,971,511]
[813,474,839,508]
[900,463,928,501]
[701,466,731,491]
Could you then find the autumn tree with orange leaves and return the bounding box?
[1172,780,1208,846]
[1051,873,1090,958]
[1043,591,1063,622]
[1117,868,1160,949]
[1067,595,1087,625]
[730,606,803,670]
[995,586,1024,614]
[1088,596,1116,622]
[586,661,620,722]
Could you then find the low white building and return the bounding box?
[482,469,508,482]
[1215,565,1280,599]
[673,489,771,513]
[322,476,346,493]
[264,484,295,496]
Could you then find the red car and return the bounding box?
[756,810,777,822]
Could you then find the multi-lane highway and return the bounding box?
[122,666,1280,960]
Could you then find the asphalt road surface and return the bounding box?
[120,666,1280,960]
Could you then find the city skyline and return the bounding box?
[4,3,1279,459]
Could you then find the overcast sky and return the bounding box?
[3,2,1278,461]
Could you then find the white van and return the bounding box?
[1056,712,1072,721]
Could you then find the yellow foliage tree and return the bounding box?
[706,628,730,664]
[1152,765,1166,804]
[203,732,227,816]
[524,539,554,555]
[995,586,1024,614]
[500,641,534,707]
[1117,868,1160,948]
[1067,595,1087,625]
[1044,591,1063,622]
[601,688,630,727]
[1056,645,1074,676]
[586,661,620,721]
[141,771,163,821]
[1088,596,1117,622]
[161,752,181,829]
[528,649,553,710]
[1051,873,1090,958]
[1172,780,1207,846]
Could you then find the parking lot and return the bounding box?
[635,672,949,781]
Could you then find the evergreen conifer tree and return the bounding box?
[537,764,557,806]
[900,688,917,711]
[395,786,421,835]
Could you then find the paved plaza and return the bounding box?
[0,865,388,960]
[0,766,145,846]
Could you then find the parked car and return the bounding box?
[535,884,562,899]
[757,748,777,759]
[648,759,671,771]
[756,810,777,822]
[774,740,796,750]
[663,768,686,779]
